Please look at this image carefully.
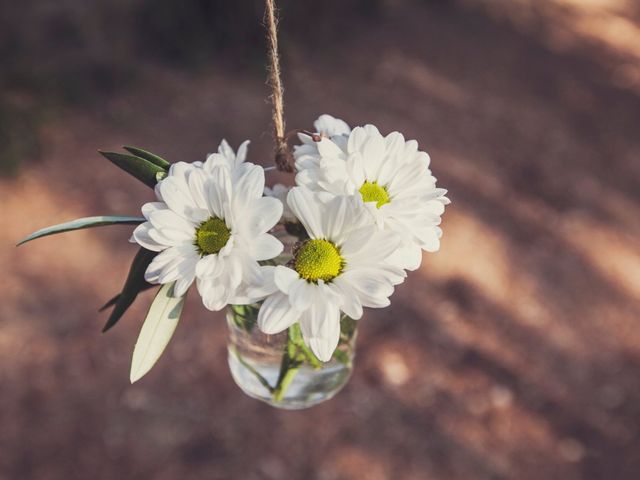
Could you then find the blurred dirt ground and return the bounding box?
[2,1,640,479]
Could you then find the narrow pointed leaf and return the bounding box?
[130,282,185,383]
[99,151,166,188]
[17,216,144,246]
[123,146,171,169]
[101,248,157,332]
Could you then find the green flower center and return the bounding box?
[195,217,230,255]
[359,181,390,208]
[294,239,343,282]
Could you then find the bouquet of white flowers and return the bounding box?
[19,115,449,408]
[18,2,449,409]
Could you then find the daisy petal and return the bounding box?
[274,266,300,294]
[299,298,341,362]
[234,163,265,203]
[244,197,283,236]
[141,202,168,220]
[340,268,394,308]
[236,140,250,165]
[173,273,195,297]
[287,187,324,238]
[313,114,351,136]
[187,167,211,212]
[145,245,197,285]
[321,195,347,242]
[132,223,166,251]
[195,254,223,279]
[159,176,199,221]
[330,279,364,319]
[232,265,278,303]
[218,139,234,159]
[316,138,344,159]
[387,242,423,271]
[206,166,232,218]
[197,277,228,311]
[251,233,283,261]
[288,279,316,311]
[257,292,300,334]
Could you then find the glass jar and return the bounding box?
[226,304,358,409]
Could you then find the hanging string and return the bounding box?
[264,0,293,172]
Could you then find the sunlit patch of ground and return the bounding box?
[461,0,640,91]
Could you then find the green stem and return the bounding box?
[272,364,300,402]
[288,323,322,368]
[271,324,306,402]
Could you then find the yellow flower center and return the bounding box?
[195,217,230,255]
[359,181,390,208]
[294,239,343,282]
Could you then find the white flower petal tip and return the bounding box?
[205,139,251,171]
[131,143,283,312]
[274,266,300,294]
[257,293,299,334]
[286,187,325,239]
[308,337,337,362]
[252,234,283,261]
[313,114,351,137]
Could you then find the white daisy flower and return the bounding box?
[132,155,284,310]
[294,120,450,271]
[186,139,248,172]
[293,114,350,163]
[203,138,250,171]
[264,183,296,223]
[257,187,404,362]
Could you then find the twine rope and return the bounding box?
[265,0,293,172]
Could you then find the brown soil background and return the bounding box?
[1,1,640,479]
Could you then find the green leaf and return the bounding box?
[101,248,157,332]
[130,282,186,383]
[122,146,171,169]
[99,151,166,188]
[229,304,259,332]
[17,216,145,246]
[332,348,351,366]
